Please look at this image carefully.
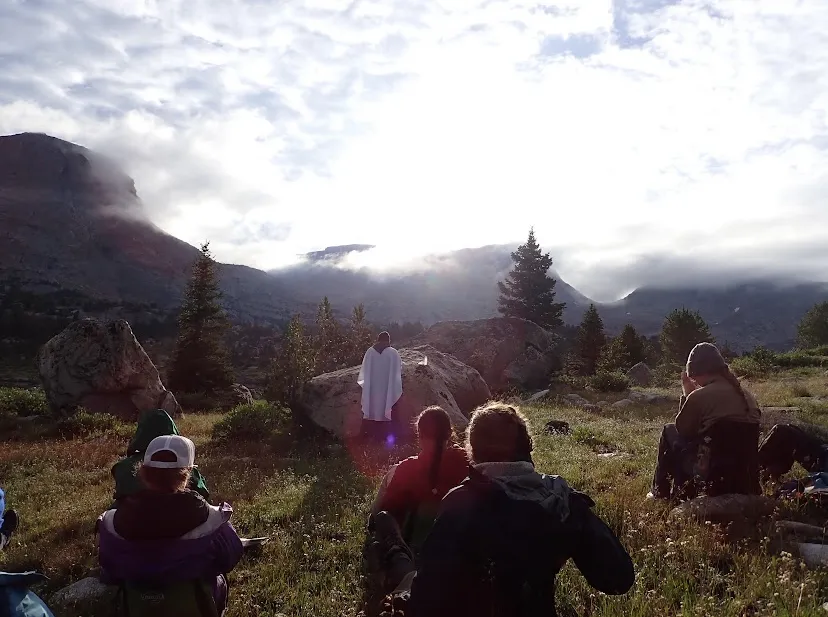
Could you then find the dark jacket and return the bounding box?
[98,490,243,610]
[408,462,635,617]
[111,410,209,502]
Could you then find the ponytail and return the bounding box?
[416,406,453,495]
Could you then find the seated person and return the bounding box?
[376,402,635,617]
[0,488,19,551]
[98,435,243,615]
[650,342,761,500]
[112,409,209,505]
[371,406,469,552]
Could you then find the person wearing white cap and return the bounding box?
[97,435,243,615]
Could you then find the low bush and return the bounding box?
[650,363,682,388]
[586,371,629,393]
[176,391,221,413]
[55,410,117,438]
[729,356,768,379]
[774,351,828,368]
[212,401,292,442]
[0,387,49,417]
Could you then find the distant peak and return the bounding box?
[304,244,375,263]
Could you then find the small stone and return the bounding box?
[526,389,550,403]
[544,420,571,435]
[52,577,113,605]
[612,399,635,409]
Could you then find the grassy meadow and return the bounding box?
[1,369,828,616]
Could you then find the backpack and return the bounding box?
[0,572,55,617]
[114,580,219,617]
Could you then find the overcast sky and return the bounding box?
[1,0,828,299]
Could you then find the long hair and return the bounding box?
[720,365,751,413]
[138,450,192,493]
[416,406,453,494]
[466,402,533,464]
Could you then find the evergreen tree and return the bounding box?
[348,303,373,365]
[168,243,234,394]
[600,324,647,372]
[497,228,566,329]
[266,315,314,406]
[314,297,349,374]
[575,304,606,376]
[797,301,828,348]
[660,308,714,364]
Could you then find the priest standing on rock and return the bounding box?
[358,331,403,443]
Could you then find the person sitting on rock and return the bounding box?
[98,435,243,615]
[0,488,19,551]
[111,409,209,506]
[374,402,635,617]
[650,342,762,500]
[371,406,469,553]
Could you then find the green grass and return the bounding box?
[1,371,828,616]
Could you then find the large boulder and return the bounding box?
[299,345,491,439]
[626,362,652,387]
[409,317,560,391]
[38,319,180,419]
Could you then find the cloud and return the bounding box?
[1,0,828,298]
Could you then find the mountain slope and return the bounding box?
[2,133,826,352]
[0,132,304,323]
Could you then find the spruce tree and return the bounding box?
[660,308,714,364]
[797,301,828,348]
[497,228,565,329]
[348,303,373,365]
[266,315,314,406]
[574,304,606,375]
[601,324,647,372]
[168,243,234,394]
[314,297,349,374]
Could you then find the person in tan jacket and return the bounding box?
[650,342,761,499]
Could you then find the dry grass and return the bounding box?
[1,370,828,616]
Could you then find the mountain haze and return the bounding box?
[1,133,826,351]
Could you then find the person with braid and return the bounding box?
[650,342,762,500]
[375,402,634,617]
[371,406,469,553]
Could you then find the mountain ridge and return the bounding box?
[2,132,826,352]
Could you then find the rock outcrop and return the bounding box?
[409,317,560,391]
[626,362,652,387]
[38,318,179,419]
[299,345,491,439]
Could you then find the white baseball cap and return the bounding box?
[143,435,196,469]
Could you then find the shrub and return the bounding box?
[0,387,49,417]
[651,363,682,388]
[748,346,777,372]
[791,382,812,398]
[729,356,768,379]
[177,391,221,413]
[56,410,116,438]
[774,351,828,368]
[212,401,292,442]
[586,371,629,392]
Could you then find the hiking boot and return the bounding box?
[0,509,18,536]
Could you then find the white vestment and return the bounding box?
[357,346,403,421]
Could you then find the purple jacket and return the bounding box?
[98,500,243,602]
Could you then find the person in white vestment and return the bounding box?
[358,331,403,441]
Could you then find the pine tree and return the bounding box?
[660,308,714,364]
[797,301,828,348]
[348,303,373,366]
[574,304,606,375]
[600,324,647,372]
[497,228,566,329]
[266,315,314,406]
[168,243,234,394]
[314,297,349,374]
